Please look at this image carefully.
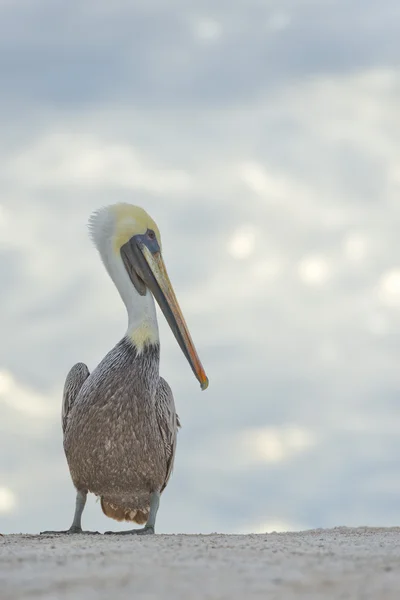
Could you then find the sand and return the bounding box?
[1,527,400,599]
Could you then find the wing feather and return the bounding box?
[155,377,180,491]
[62,362,90,434]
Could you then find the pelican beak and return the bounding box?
[121,234,209,390]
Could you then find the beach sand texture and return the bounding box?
[1,527,400,599]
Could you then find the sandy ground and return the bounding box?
[1,527,400,599]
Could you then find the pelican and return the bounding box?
[42,203,208,535]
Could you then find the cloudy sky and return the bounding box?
[1,0,400,535]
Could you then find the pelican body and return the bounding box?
[44,204,208,535]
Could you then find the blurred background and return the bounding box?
[0,0,400,535]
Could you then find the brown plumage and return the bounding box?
[100,499,148,525]
[62,340,180,524]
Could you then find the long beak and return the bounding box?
[132,243,208,390]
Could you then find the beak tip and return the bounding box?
[200,376,209,391]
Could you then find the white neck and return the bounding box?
[97,239,160,350]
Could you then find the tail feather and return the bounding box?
[100,498,149,525]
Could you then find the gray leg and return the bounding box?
[41,490,99,535]
[105,492,160,536]
[69,489,87,532]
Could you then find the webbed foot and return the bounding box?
[40,526,100,535]
[104,526,154,536]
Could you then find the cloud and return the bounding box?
[0,487,16,514]
[240,426,317,465]
[5,133,192,194]
[0,0,398,110]
[0,369,64,530]
[0,370,58,418]
[378,269,400,308]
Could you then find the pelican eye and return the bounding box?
[147,230,156,240]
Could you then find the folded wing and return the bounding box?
[155,377,181,492]
[62,362,90,434]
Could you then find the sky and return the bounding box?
[1,0,400,535]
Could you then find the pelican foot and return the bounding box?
[40,526,100,535]
[105,526,155,536]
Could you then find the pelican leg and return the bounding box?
[105,492,160,536]
[41,490,99,535]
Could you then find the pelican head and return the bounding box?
[89,203,208,391]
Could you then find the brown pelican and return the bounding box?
[42,203,208,535]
